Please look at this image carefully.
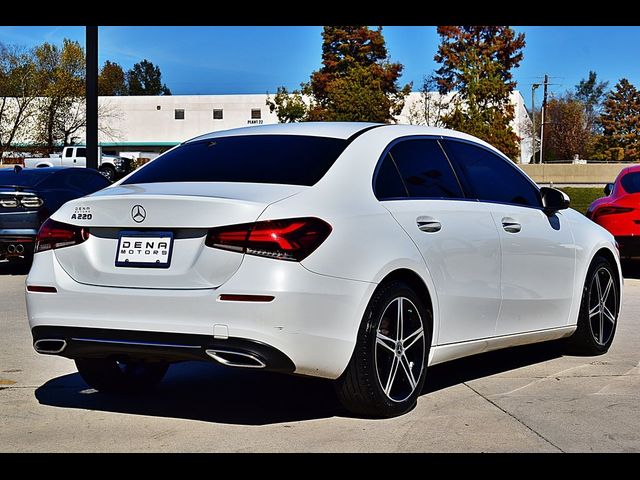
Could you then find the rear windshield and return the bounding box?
[122,135,349,187]
[621,172,640,194]
[0,169,54,187]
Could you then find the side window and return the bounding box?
[443,140,541,207]
[389,139,463,199]
[374,154,407,199]
[76,147,86,158]
[63,148,74,158]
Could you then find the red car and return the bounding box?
[587,164,640,259]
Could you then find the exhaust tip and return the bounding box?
[15,244,24,254]
[205,349,266,369]
[34,339,67,354]
[6,244,15,254]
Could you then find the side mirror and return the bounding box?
[604,183,614,196]
[540,186,570,214]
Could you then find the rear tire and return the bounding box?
[566,256,619,355]
[335,280,432,418]
[75,358,168,393]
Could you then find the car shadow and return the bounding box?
[622,260,640,280]
[35,340,565,425]
[0,259,31,276]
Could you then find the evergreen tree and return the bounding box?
[127,59,171,96]
[434,26,525,161]
[599,78,640,160]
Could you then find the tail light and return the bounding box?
[205,217,332,262]
[20,196,44,208]
[35,219,90,253]
[592,206,633,221]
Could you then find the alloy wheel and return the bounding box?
[374,296,426,402]
[588,267,617,346]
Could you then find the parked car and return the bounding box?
[0,166,111,263]
[587,164,640,260]
[26,123,621,418]
[24,146,133,182]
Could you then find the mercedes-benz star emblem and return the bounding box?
[131,205,146,223]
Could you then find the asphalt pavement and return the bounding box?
[1,261,639,452]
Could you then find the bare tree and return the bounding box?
[407,73,449,127]
[0,44,38,159]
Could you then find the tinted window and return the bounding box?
[0,169,55,187]
[76,148,86,157]
[390,139,463,199]
[251,109,261,119]
[374,154,407,199]
[621,172,640,193]
[79,171,111,193]
[122,135,349,187]
[444,140,541,207]
[213,109,223,120]
[175,109,185,120]
[64,148,73,158]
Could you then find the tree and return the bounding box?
[407,73,448,127]
[0,44,38,158]
[127,60,171,95]
[34,39,86,152]
[98,60,127,96]
[434,26,525,161]
[266,86,307,123]
[575,71,608,133]
[542,94,590,160]
[598,78,640,161]
[269,26,411,123]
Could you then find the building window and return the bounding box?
[213,109,223,120]
[175,109,185,120]
[251,108,261,120]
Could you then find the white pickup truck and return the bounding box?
[24,146,133,181]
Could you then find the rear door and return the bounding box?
[442,139,576,335]
[376,137,502,345]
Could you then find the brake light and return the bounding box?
[593,206,634,221]
[20,196,44,208]
[35,219,90,253]
[205,217,332,261]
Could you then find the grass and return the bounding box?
[558,187,605,215]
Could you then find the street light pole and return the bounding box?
[86,26,98,171]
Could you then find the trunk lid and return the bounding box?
[51,182,304,289]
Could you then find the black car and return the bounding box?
[0,167,111,263]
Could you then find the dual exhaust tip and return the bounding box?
[6,244,25,255]
[33,339,266,370]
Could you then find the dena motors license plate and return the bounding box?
[115,231,174,268]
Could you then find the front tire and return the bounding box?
[335,280,432,417]
[75,358,169,393]
[566,256,619,355]
[99,165,116,182]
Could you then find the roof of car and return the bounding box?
[185,122,498,151]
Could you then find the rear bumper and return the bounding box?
[615,236,640,259]
[31,325,296,373]
[26,250,376,379]
[0,230,36,259]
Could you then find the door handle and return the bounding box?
[502,217,521,233]
[417,216,441,233]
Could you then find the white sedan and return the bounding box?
[26,123,621,417]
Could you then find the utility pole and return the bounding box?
[531,83,540,164]
[539,74,549,164]
[85,26,98,171]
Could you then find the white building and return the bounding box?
[6,91,534,163]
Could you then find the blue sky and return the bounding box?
[2,26,640,101]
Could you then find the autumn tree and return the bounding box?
[269,26,411,123]
[98,60,127,95]
[0,44,39,158]
[598,78,640,161]
[34,39,86,152]
[434,26,525,161]
[574,71,608,134]
[127,59,171,95]
[542,94,590,160]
